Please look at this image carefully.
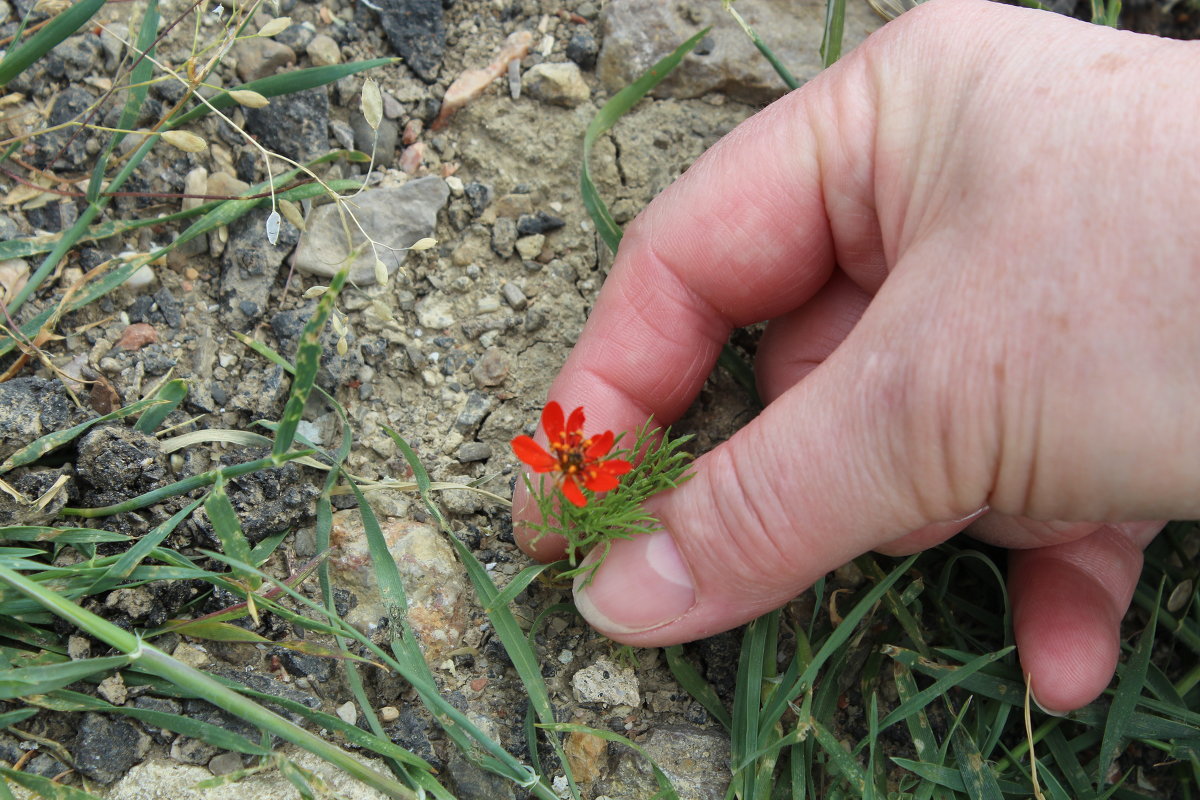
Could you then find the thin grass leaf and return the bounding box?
[204,475,258,590]
[0,0,106,87]
[893,659,939,764]
[878,647,1014,731]
[0,392,171,473]
[87,498,200,595]
[1097,581,1163,787]
[821,0,847,68]
[0,527,129,544]
[760,555,919,738]
[0,654,131,700]
[891,758,1029,795]
[486,562,556,612]
[134,378,188,434]
[1044,727,1096,800]
[61,451,312,518]
[540,722,680,800]
[725,2,800,88]
[0,768,107,800]
[167,59,399,128]
[0,707,38,727]
[88,0,159,200]
[581,28,710,253]
[811,716,869,792]
[664,644,732,731]
[951,722,1005,800]
[274,270,346,456]
[731,612,774,792]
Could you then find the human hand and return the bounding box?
[513,0,1200,712]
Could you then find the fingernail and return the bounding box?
[1030,687,1067,718]
[574,529,696,635]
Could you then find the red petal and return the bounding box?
[511,436,558,471]
[540,401,564,440]
[561,476,587,507]
[565,405,586,435]
[583,470,620,493]
[603,458,633,477]
[584,429,614,460]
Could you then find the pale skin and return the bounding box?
[513,0,1200,713]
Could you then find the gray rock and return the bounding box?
[500,282,527,311]
[233,37,297,82]
[207,752,245,776]
[524,61,591,107]
[72,713,150,785]
[52,34,104,82]
[306,33,341,66]
[491,216,517,258]
[244,86,330,162]
[352,115,400,168]
[597,725,731,800]
[455,441,492,463]
[470,347,509,388]
[34,86,95,168]
[330,119,357,151]
[571,656,641,707]
[516,211,565,236]
[377,0,445,82]
[445,751,516,800]
[454,390,495,434]
[0,466,71,525]
[274,21,316,51]
[219,210,301,329]
[598,0,882,104]
[291,176,450,284]
[76,426,166,504]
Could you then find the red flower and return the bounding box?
[511,401,633,507]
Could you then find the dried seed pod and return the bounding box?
[361,79,383,131]
[229,89,270,108]
[279,198,305,231]
[409,237,437,251]
[257,16,291,37]
[160,130,207,152]
[265,210,281,245]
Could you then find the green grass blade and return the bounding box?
[88,0,159,200]
[1096,581,1163,787]
[134,378,188,434]
[0,0,106,87]
[726,3,800,89]
[274,270,347,456]
[167,59,399,128]
[582,27,711,254]
[486,561,556,611]
[811,716,869,792]
[0,768,106,800]
[0,707,38,727]
[664,644,732,731]
[821,0,847,68]
[203,475,258,589]
[0,654,130,699]
[0,527,129,544]
[951,721,1004,800]
[87,498,200,594]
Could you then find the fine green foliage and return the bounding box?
[522,421,694,575]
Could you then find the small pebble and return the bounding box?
[476,296,501,313]
[501,282,528,311]
[116,322,158,351]
[515,234,545,260]
[126,264,156,290]
[445,175,465,196]
[306,33,341,66]
[379,706,400,722]
[208,752,243,776]
[456,442,493,463]
[336,701,357,725]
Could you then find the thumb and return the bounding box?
[573,302,987,646]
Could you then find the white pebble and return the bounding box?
[336,701,357,725]
[126,264,156,290]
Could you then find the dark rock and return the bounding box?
[566,31,599,70]
[386,707,439,770]
[244,86,330,162]
[0,377,88,465]
[76,425,166,494]
[351,115,399,167]
[226,364,289,421]
[137,344,177,376]
[445,751,517,800]
[219,211,300,330]
[72,713,148,785]
[377,0,445,82]
[271,645,336,683]
[270,305,363,390]
[516,211,565,236]
[128,287,183,328]
[25,200,78,233]
[0,214,21,241]
[50,33,104,82]
[193,449,318,544]
[34,87,95,168]
[0,466,72,526]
